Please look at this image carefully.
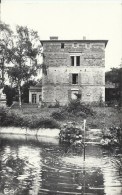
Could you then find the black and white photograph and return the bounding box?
[0,0,122,194]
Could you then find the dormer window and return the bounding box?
[61,43,64,49]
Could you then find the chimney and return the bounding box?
[50,36,58,40]
[83,36,86,40]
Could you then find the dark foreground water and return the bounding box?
[0,133,122,195]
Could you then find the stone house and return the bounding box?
[30,37,108,105]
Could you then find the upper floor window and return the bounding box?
[76,56,80,66]
[72,74,78,84]
[73,43,78,48]
[71,56,80,66]
[61,43,64,49]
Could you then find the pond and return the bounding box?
[0,132,122,195]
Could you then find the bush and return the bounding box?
[0,107,60,129]
[63,100,94,116]
[51,100,95,120]
[101,126,122,147]
[48,100,60,108]
[51,111,65,120]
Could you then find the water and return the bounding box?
[0,132,122,195]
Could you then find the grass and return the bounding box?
[0,104,122,130]
[0,107,60,129]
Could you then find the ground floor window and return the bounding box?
[71,90,79,100]
[39,94,42,102]
[32,94,37,103]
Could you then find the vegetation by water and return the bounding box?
[0,107,60,129]
[51,100,95,120]
[59,122,84,147]
[101,126,122,148]
[0,100,122,146]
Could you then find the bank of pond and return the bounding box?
[0,122,122,151]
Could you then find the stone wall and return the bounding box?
[42,41,106,105]
[43,42,105,67]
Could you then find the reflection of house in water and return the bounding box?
[0,137,121,195]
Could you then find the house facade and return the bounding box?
[40,37,108,106]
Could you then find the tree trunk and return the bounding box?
[18,82,22,108]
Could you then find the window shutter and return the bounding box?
[78,89,82,101]
[78,73,81,85]
[71,56,74,66]
[76,56,80,66]
[68,90,71,101]
[69,73,72,84]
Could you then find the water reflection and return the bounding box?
[0,136,122,195]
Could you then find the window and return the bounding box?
[72,74,78,84]
[70,56,80,66]
[71,90,79,100]
[74,43,78,48]
[71,56,74,66]
[76,56,80,66]
[61,43,64,49]
[39,94,42,102]
[32,94,37,103]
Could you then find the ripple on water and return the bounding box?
[0,137,122,195]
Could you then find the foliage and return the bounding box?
[48,100,60,108]
[3,85,18,106]
[101,126,122,148]
[0,22,13,86]
[105,67,122,106]
[105,68,121,84]
[59,122,84,148]
[51,100,95,120]
[0,107,60,129]
[5,25,42,107]
[51,111,65,120]
[21,80,37,103]
[64,100,94,116]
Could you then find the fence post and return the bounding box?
[83,119,86,161]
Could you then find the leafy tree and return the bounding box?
[105,68,120,87]
[3,85,18,106]
[21,80,37,103]
[0,22,13,86]
[105,67,122,106]
[7,25,42,107]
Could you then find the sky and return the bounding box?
[1,0,122,71]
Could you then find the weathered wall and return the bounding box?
[43,42,105,67]
[42,41,106,105]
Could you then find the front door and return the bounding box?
[32,94,37,103]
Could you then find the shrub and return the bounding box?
[64,100,94,116]
[48,100,60,108]
[51,100,95,120]
[51,111,65,120]
[0,107,60,129]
